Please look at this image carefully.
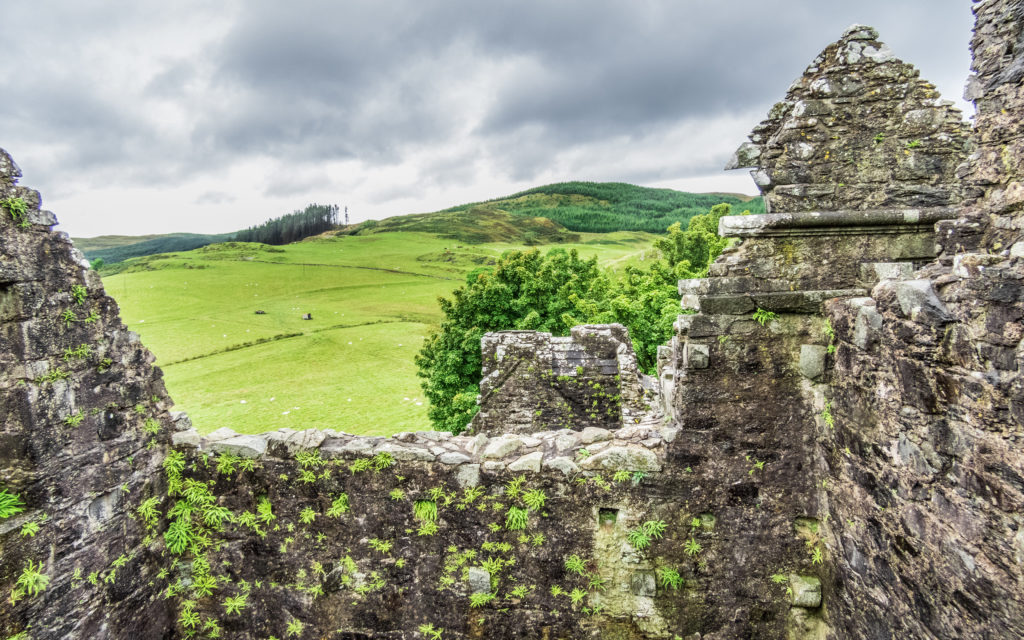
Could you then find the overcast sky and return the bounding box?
[1,0,975,238]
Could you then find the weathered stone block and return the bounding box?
[482,436,524,459]
[580,427,612,444]
[849,297,883,351]
[542,456,580,476]
[468,567,491,594]
[375,442,434,462]
[789,574,822,608]
[686,343,710,369]
[211,435,267,458]
[455,464,481,488]
[206,427,239,443]
[876,279,952,324]
[578,446,661,472]
[438,452,472,465]
[799,345,828,380]
[507,451,543,472]
[630,571,656,597]
[171,428,201,449]
[860,262,913,283]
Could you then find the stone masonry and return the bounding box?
[0,149,177,638]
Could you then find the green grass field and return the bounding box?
[103,231,658,436]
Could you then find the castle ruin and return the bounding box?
[2,3,1023,638]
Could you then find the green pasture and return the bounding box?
[103,231,657,436]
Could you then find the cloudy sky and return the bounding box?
[1,0,975,238]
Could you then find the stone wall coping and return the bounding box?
[719,207,958,237]
[171,421,674,475]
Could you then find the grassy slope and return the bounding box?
[74,232,235,264]
[437,182,766,234]
[74,234,175,252]
[105,232,656,436]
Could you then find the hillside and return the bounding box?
[440,181,765,233]
[335,206,582,245]
[103,230,657,436]
[77,183,760,264]
[73,231,234,264]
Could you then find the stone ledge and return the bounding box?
[719,207,957,238]
[697,289,868,315]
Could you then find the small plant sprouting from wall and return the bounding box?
[414,499,438,522]
[326,492,350,518]
[823,318,837,354]
[505,506,529,530]
[564,555,587,575]
[70,284,88,305]
[11,560,49,602]
[684,538,703,556]
[418,623,444,639]
[752,308,778,326]
[1,196,29,228]
[627,520,667,551]
[0,487,25,519]
[658,567,684,590]
[821,399,835,429]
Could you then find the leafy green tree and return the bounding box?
[416,248,610,433]
[417,203,739,433]
[653,203,734,278]
[597,261,679,373]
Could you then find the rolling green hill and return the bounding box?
[437,182,765,233]
[335,207,582,245]
[79,183,762,265]
[74,232,235,264]
[104,231,658,437]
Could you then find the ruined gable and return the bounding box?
[727,24,969,214]
[469,324,652,436]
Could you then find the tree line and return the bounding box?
[235,204,340,245]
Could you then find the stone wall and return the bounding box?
[153,415,823,639]
[0,149,177,638]
[705,11,1024,639]
[469,324,652,436]
[960,0,1024,253]
[816,3,1024,637]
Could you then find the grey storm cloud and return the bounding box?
[0,0,974,234]
[196,0,971,165]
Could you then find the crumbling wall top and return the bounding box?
[469,324,655,436]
